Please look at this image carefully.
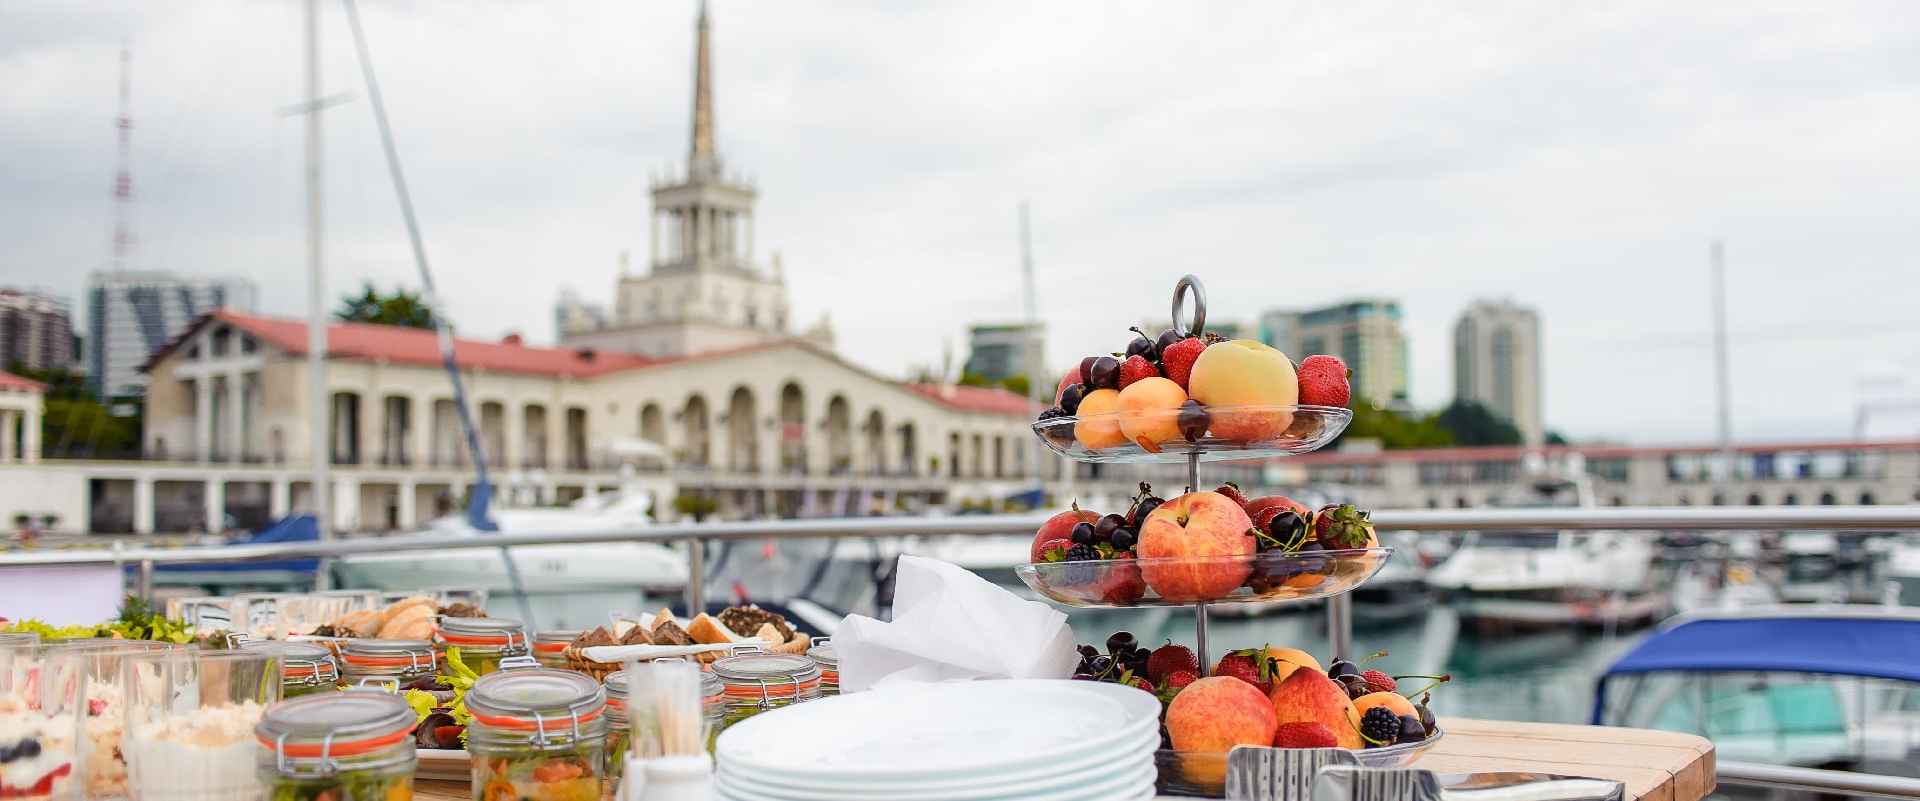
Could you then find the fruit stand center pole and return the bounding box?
[1188,450,1210,669]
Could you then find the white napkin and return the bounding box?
[835,555,1079,692]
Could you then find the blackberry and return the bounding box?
[1066,543,1095,561]
[1359,706,1400,747]
[1037,407,1066,423]
[1064,543,1097,584]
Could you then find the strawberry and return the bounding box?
[1094,552,1146,604]
[1273,721,1340,749]
[1297,354,1351,408]
[1362,669,1396,694]
[1146,641,1199,682]
[1129,675,1155,693]
[1214,482,1251,512]
[1211,647,1279,694]
[1159,336,1205,390]
[1116,354,1159,389]
[1163,669,1199,691]
[1311,503,1378,549]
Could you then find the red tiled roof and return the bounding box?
[146,310,654,379]
[0,370,47,393]
[905,383,1034,416]
[1286,439,1920,465]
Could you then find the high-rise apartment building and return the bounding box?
[1260,299,1409,406]
[0,289,76,373]
[963,323,1045,384]
[1453,299,1542,445]
[87,271,257,399]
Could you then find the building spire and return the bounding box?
[689,0,715,170]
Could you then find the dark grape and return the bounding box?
[1060,384,1087,416]
[1088,655,1113,675]
[1089,356,1120,390]
[1154,328,1182,357]
[1338,674,1370,699]
[1093,514,1126,542]
[1070,522,1095,545]
[1130,496,1163,525]
[1398,714,1427,743]
[1327,658,1360,680]
[1105,631,1137,655]
[1077,644,1099,659]
[1267,511,1306,541]
[1416,695,1436,732]
[1109,528,1135,550]
[1126,327,1158,361]
[1176,400,1209,440]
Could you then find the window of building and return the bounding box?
[1860,491,1876,506]
[1818,491,1837,505]
[1747,493,1763,506]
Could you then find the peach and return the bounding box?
[1354,690,1415,720]
[1263,646,1322,683]
[1072,389,1127,450]
[1117,377,1188,448]
[1187,339,1298,441]
[1138,491,1255,601]
[1167,676,1279,753]
[1268,666,1362,749]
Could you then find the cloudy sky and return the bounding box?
[4,0,1917,444]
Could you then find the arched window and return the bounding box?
[1860,491,1876,506]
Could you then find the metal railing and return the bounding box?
[5,504,1920,798]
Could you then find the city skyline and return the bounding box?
[3,2,1918,444]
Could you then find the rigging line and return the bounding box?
[339,0,532,626]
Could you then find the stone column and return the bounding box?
[225,372,244,462]
[196,377,214,462]
[650,211,660,265]
[21,405,38,465]
[270,478,291,519]
[204,478,226,533]
[503,402,524,470]
[397,479,417,529]
[744,212,753,262]
[0,409,15,462]
[406,395,426,467]
[334,477,359,533]
[133,476,155,535]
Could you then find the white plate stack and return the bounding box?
[714,679,1162,801]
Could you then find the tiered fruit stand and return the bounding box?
[1017,275,1384,671]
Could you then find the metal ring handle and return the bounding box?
[1171,274,1207,338]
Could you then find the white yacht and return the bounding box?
[334,471,687,596]
[1425,470,1661,628]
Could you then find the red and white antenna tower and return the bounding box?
[111,42,133,271]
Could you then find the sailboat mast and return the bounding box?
[305,0,332,574]
[1711,240,1733,484]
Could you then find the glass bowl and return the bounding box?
[1154,726,1444,797]
[1015,548,1391,608]
[1032,404,1351,464]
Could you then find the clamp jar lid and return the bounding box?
[804,639,836,668]
[341,639,437,674]
[466,667,606,744]
[439,617,527,647]
[532,629,578,654]
[255,690,415,775]
[711,653,820,703]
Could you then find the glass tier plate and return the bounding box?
[1015,547,1391,608]
[1031,404,1352,464]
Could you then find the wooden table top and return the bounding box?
[413,717,1715,801]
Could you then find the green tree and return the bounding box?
[5,365,142,457]
[335,282,435,329]
[1334,400,1454,450]
[1435,400,1523,446]
[1545,430,1570,446]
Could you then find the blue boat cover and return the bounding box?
[153,515,320,576]
[1591,614,1920,723]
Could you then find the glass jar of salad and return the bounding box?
[245,642,340,699]
[709,652,821,740]
[805,638,838,696]
[435,618,528,677]
[602,669,631,788]
[532,630,579,671]
[339,640,438,689]
[466,668,606,801]
[254,690,417,801]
